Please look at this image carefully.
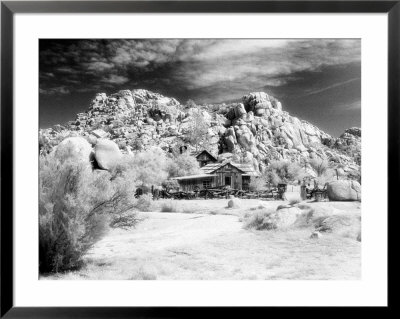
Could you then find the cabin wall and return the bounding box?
[213,164,244,190]
[177,177,216,191]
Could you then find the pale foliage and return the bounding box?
[39,145,137,273]
[309,158,330,177]
[248,177,268,192]
[264,160,303,185]
[129,147,168,187]
[166,153,201,178]
[186,107,209,151]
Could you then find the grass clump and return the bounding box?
[135,193,154,212]
[160,200,178,212]
[243,208,279,230]
[129,265,157,280]
[288,197,301,206]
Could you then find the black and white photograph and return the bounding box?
[38,39,362,280]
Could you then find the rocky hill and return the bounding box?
[39,89,361,177]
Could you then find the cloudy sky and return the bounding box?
[39,39,361,136]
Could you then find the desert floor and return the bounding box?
[42,198,361,280]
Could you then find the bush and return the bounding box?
[135,193,153,212]
[129,147,168,188]
[248,177,268,192]
[288,197,301,206]
[160,200,178,212]
[264,160,303,185]
[309,158,329,177]
[129,265,157,280]
[166,153,201,178]
[243,208,278,230]
[39,147,138,274]
[162,179,179,192]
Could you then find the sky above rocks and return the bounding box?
[39,39,361,136]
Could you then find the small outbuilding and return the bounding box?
[192,150,218,167]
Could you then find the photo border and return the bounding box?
[1,1,397,317]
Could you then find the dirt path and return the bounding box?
[46,207,361,280]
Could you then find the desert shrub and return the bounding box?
[293,205,315,227]
[249,177,268,192]
[315,169,336,185]
[166,152,201,178]
[160,200,178,212]
[288,198,301,206]
[243,208,278,230]
[263,170,281,186]
[314,215,353,233]
[129,265,158,280]
[39,147,137,274]
[264,160,303,185]
[128,147,168,188]
[309,158,329,177]
[276,204,290,210]
[135,193,154,212]
[162,179,180,192]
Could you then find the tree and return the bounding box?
[263,160,303,185]
[127,147,169,188]
[249,177,268,191]
[186,107,209,152]
[162,179,180,192]
[308,158,337,185]
[166,152,201,178]
[185,99,197,109]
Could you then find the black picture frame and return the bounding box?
[1,1,396,317]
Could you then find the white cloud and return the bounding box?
[100,74,129,85]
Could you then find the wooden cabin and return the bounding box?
[172,161,259,191]
[192,150,218,167]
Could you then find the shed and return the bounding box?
[192,150,218,167]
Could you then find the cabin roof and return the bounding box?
[191,150,218,162]
[171,174,217,180]
[201,161,259,176]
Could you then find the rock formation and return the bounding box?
[39,89,361,178]
[327,180,361,201]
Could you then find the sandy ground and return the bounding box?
[43,198,361,280]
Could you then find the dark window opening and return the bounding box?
[225,176,231,186]
[242,176,251,191]
[203,180,211,189]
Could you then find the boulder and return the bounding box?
[53,137,93,165]
[91,93,107,109]
[94,139,122,170]
[310,231,322,239]
[225,135,236,152]
[227,198,241,208]
[234,103,247,118]
[271,98,282,111]
[342,127,361,138]
[242,92,276,115]
[218,152,234,162]
[327,180,361,201]
[91,129,108,139]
